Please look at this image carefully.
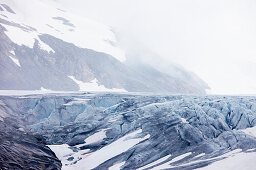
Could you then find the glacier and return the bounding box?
[0,92,256,169]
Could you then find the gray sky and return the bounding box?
[58,0,256,94]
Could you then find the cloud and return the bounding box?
[57,0,256,94]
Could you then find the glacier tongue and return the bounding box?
[0,93,256,169]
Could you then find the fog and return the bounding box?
[56,0,256,94]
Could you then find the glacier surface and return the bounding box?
[0,92,256,169]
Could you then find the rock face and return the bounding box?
[0,115,62,169]
[0,1,209,94]
[0,93,256,169]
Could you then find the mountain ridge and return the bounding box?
[0,0,209,94]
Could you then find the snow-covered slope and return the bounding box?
[0,0,125,62]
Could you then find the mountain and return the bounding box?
[0,92,256,169]
[0,0,209,94]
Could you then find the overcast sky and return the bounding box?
[58,0,256,94]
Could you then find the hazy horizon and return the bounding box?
[56,0,256,95]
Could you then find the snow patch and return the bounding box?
[68,76,127,92]
[49,129,150,170]
[109,162,126,170]
[4,24,35,48]
[37,38,55,53]
[157,149,242,169]
[75,129,107,148]
[47,144,74,161]
[40,87,52,92]
[247,148,256,152]
[241,126,256,138]
[151,152,192,170]
[194,153,206,158]
[84,129,107,145]
[4,24,54,53]
[181,117,188,123]
[9,50,15,55]
[8,55,20,67]
[199,151,256,170]
[137,154,172,170]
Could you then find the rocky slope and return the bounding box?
[0,97,62,170]
[0,92,256,169]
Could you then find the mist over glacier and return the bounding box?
[58,0,256,94]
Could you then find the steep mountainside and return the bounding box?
[0,0,209,94]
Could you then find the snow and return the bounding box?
[199,151,256,170]
[8,55,21,67]
[9,50,15,55]
[47,144,74,161]
[40,87,52,91]
[4,24,54,53]
[0,0,125,62]
[49,129,150,170]
[137,154,172,170]
[247,148,256,152]
[137,152,213,170]
[18,127,24,132]
[194,153,206,158]
[37,38,55,53]
[84,129,107,145]
[181,117,188,123]
[75,129,107,148]
[241,126,256,138]
[108,162,126,170]
[4,24,36,48]
[157,149,243,169]
[68,76,127,92]
[151,152,192,169]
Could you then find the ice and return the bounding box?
[180,117,188,123]
[1,93,256,169]
[64,130,149,170]
[68,76,127,92]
